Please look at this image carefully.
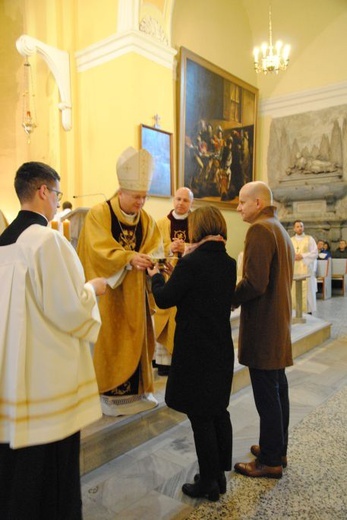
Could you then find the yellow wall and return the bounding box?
[75,0,118,50]
[250,0,347,99]
[0,0,346,258]
[172,0,256,87]
[0,0,78,220]
[76,53,175,201]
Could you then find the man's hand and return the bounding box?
[130,253,155,271]
[170,238,186,255]
[89,277,107,296]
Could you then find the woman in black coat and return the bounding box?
[148,206,236,501]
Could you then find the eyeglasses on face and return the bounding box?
[38,185,63,202]
[47,187,63,201]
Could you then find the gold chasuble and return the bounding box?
[77,196,163,406]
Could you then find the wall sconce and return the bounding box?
[16,34,72,131]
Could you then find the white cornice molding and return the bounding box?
[75,31,177,72]
[260,81,347,118]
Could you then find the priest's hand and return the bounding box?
[130,253,154,271]
[170,238,185,255]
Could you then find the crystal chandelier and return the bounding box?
[253,4,290,75]
[21,56,37,143]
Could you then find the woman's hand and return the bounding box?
[147,259,174,277]
[147,264,160,277]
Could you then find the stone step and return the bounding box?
[80,313,331,476]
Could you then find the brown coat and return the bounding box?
[233,206,295,370]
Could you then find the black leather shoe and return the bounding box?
[193,472,227,494]
[182,480,219,501]
[250,445,288,468]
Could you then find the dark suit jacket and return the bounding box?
[151,241,236,415]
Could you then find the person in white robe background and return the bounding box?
[0,162,107,520]
[290,220,318,314]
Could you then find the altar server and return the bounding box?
[0,161,106,519]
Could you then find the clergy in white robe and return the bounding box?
[0,225,103,448]
[0,161,106,520]
[290,220,318,313]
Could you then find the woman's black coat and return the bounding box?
[151,241,236,416]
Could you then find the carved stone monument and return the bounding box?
[268,105,347,245]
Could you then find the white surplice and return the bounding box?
[0,224,102,448]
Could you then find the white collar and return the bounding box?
[172,210,189,220]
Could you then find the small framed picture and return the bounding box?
[140,124,173,198]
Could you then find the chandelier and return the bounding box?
[253,4,290,75]
[21,56,37,143]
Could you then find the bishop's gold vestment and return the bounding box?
[77,196,163,394]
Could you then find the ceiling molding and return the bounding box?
[260,81,347,117]
[75,31,177,72]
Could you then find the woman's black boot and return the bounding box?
[193,471,227,494]
[182,478,219,501]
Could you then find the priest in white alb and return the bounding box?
[290,219,318,314]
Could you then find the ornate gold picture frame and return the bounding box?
[178,47,258,209]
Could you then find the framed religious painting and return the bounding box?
[140,124,174,198]
[178,47,258,209]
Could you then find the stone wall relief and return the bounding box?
[267,104,347,244]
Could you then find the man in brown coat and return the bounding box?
[232,181,295,479]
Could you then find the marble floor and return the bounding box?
[81,295,347,519]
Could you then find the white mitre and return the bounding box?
[116,147,154,192]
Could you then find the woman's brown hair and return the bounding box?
[188,205,227,243]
